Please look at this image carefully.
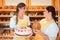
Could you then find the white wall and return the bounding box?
[5,0,26,6]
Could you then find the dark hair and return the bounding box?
[16,3,26,24]
[46,6,56,21]
[16,3,26,13]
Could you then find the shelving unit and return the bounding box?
[0,28,14,40]
[0,21,9,24]
[0,0,59,40]
[29,16,44,18]
[0,9,16,11]
[0,0,58,24]
[0,0,58,27]
[0,15,12,17]
[0,37,13,40]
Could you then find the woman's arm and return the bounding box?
[41,32,49,40]
[43,23,59,40]
[35,30,49,40]
[27,16,30,26]
[10,17,16,34]
[10,28,14,34]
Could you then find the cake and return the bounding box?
[15,27,32,36]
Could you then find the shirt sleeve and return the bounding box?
[10,17,16,28]
[45,23,59,37]
[27,16,30,26]
[44,23,59,40]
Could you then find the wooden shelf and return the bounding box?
[0,28,10,30]
[0,9,16,11]
[0,15,58,17]
[28,9,44,11]
[0,15,12,17]
[29,15,44,17]
[0,36,13,37]
[0,21,9,24]
[0,9,44,11]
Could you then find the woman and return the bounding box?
[40,6,59,40]
[10,3,31,40]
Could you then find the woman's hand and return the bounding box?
[10,28,14,35]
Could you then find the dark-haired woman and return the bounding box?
[10,3,31,40]
[39,6,59,40]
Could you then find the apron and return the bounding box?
[13,15,30,40]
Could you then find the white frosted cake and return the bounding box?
[15,27,32,36]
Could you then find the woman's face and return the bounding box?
[43,9,50,18]
[18,7,26,15]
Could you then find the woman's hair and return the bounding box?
[16,3,26,24]
[46,6,56,21]
[16,3,26,13]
